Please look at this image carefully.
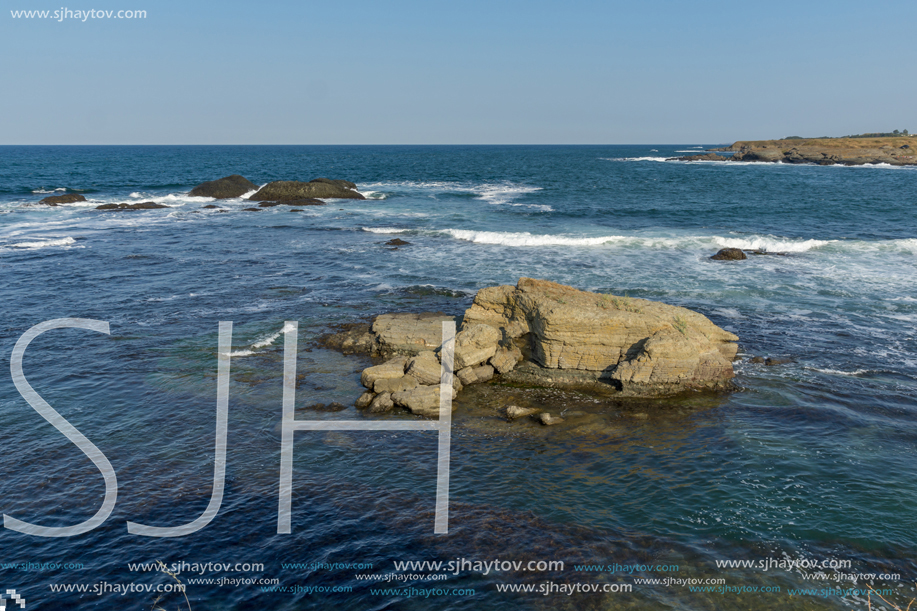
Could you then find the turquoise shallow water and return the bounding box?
[0,145,916,610]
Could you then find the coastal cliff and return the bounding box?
[705,136,916,166]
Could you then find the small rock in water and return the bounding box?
[749,356,765,364]
[385,238,411,246]
[504,405,539,420]
[304,402,348,412]
[711,248,747,260]
[355,392,375,409]
[242,207,262,212]
[765,357,793,366]
[201,204,220,209]
[189,174,257,199]
[538,412,564,426]
[96,202,169,210]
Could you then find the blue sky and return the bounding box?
[1,0,914,144]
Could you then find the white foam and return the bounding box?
[358,190,388,199]
[442,229,624,247]
[251,321,297,349]
[362,227,410,234]
[604,156,671,162]
[510,203,554,212]
[32,187,69,194]
[8,237,77,249]
[713,236,833,253]
[357,180,541,206]
[474,184,542,206]
[805,367,874,377]
[227,321,297,358]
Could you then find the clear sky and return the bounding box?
[1,0,915,144]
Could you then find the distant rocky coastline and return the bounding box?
[671,136,916,166]
[321,278,740,419]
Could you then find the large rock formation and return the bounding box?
[249,178,365,201]
[337,279,740,416]
[463,278,738,396]
[189,175,257,199]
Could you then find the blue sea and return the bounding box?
[1,145,915,610]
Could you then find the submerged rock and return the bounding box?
[317,322,374,355]
[385,238,411,246]
[538,412,564,426]
[504,405,539,420]
[259,198,325,207]
[39,193,86,205]
[711,248,747,260]
[249,178,364,201]
[96,202,169,210]
[189,174,257,199]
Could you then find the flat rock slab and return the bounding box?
[372,312,460,357]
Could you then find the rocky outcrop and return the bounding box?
[39,193,86,205]
[189,175,257,199]
[96,202,169,210]
[371,312,461,357]
[459,278,737,396]
[341,278,739,416]
[249,178,365,201]
[721,136,917,166]
[711,248,747,260]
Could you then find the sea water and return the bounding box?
[1,145,915,610]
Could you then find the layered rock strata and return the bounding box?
[336,279,740,416]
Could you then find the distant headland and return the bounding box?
[674,131,915,166]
